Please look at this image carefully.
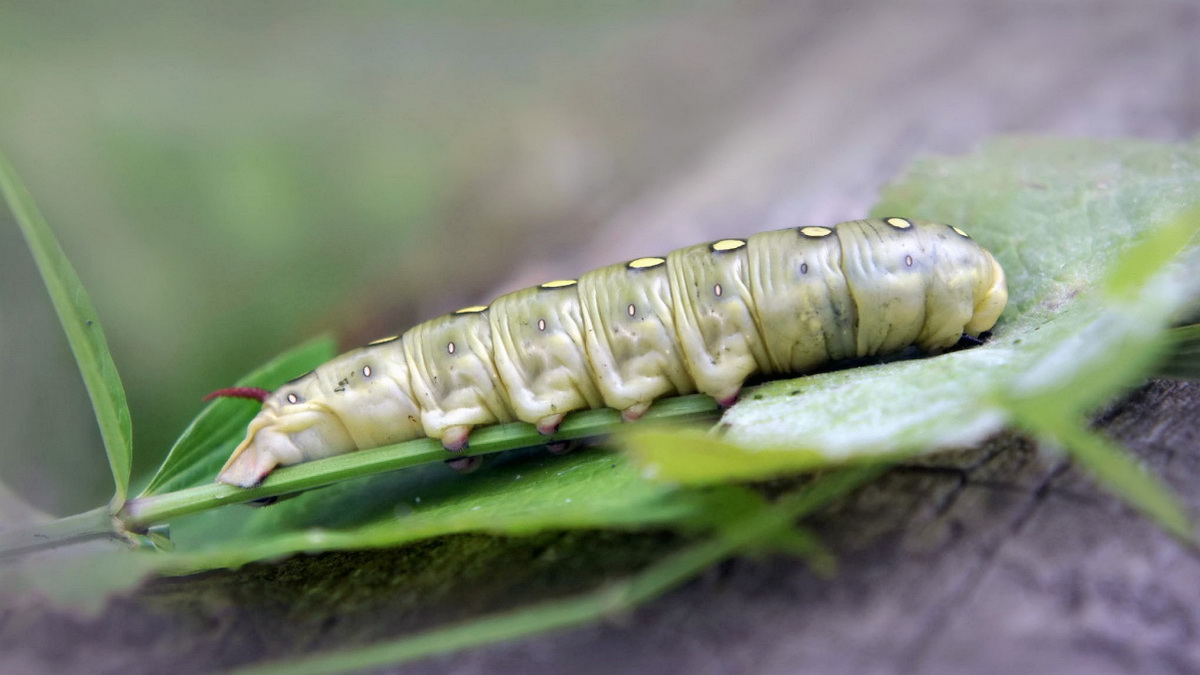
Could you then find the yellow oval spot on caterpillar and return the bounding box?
[537,318,546,331]
[447,342,456,354]
[368,335,399,346]
[711,239,746,252]
[286,393,299,404]
[714,283,723,297]
[952,226,970,238]
[455,305,488,314]
[362,365,372,377]
[628,257,665,269]
[885,217,913,229]
[905,255,914,267]
[627,303,637,317]
[800,226,833,238]
[540,279,578,289]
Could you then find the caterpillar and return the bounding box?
[212,218,1007,487]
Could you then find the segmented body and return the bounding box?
[217,218,1007,487]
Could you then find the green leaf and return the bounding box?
[623,137,1199,540]
[1000,207,1200,414]
[633,346,1010,484]
[0,149,133,502]
[151,449,758,573]
[624,427,883,485]
[1103,206,1200,300]
[138,336,337,496]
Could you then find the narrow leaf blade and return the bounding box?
[1025,413,1191,540]
[0,149,133,501]
[623,427,841,485]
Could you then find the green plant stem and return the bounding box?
[0,506,118,559]
[116,394,719,531]
[0,395,719,558]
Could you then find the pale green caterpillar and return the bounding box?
[213,218,1007,487]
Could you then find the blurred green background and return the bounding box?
[0,1,757,514]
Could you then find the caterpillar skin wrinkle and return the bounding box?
[216,218,1008,487]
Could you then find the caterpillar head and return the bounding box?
[212,376,356,488]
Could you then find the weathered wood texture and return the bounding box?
[2,1,1199,673]
[412,380,1200,675]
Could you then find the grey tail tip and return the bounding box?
[216,450,276,488]
[216,469,264,489]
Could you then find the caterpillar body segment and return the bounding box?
[489,283,605,434]
[668,237,768,406]
[577,257,695,417]
[216,218,1007,487]
[403,307,516,449]
[747,227,858,371]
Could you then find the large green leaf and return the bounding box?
[627,137,1199,536]
[0,149,133,503]
[158,451,759,572]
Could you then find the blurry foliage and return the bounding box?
[0,1,739,513]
